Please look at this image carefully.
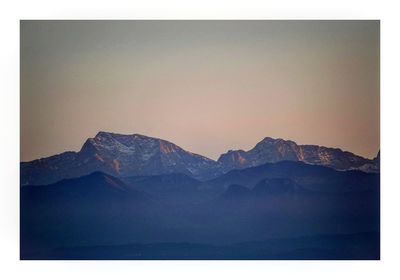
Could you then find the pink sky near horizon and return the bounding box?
[20,21,380,161]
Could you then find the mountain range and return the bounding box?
[218,136,379,173]
[21,161,380,259]
[21,131,379,186]
[20,131,380,259]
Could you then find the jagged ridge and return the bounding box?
[218,137,379,173]
[21,132,380,186]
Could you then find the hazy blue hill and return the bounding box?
[220,184,252,199]
[208,160,380,193]
[21,172,169,256]
[121,173,204,203]
[20,159,380,260]
[252,178,305,195]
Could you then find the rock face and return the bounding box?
[21,132,380,186]
[218,137,379,173]
[21,132,221,185]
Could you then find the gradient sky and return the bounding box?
[20,21,380,161]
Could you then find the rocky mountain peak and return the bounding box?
[22,132,222,185]
[217,136,379,173]
[20,133,380,186]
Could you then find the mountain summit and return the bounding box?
[218,137,379,173]
[21,132,379,186]
[80,131,220,178]
[21,132,221,185]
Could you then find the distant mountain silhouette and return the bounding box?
[20,160,380,260]
[218,184,252,201]
[21,171,168,256]
[21,132,380,186]
[208,160,379,194]
[121,173,204,203]
[21,171,142,198]
[252,178,305,195]
[19,131,380,260]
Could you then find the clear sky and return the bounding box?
[20,20,380,161]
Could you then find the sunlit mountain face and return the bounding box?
[21,132,379,186]
[20,132,380,260]
[21,132,222,185]
[218,137,379,173]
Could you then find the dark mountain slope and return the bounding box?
[208,160,380,193]
[121,173,204,203]
[20,172,167,256]
[20,162,380,259]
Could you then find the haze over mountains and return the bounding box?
[21,131,379,186]
[21,161,380,259]
[20,131,380,259]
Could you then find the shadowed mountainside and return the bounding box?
[21,160,380,260]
